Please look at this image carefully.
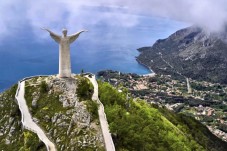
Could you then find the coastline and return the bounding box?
[136,57,155,76]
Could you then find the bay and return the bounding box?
[0,16,188,92]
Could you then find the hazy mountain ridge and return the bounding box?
[137,26,227,83]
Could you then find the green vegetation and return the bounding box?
[24,76,103,150]
[40,81,48,93]
[76,76,98,120]
[85,100,99,121]
[98,81,227,151]
[99,70,227,142]
[156,105,227,151]
[25,80,67,118]
[77,76,100,123]
[25,79,75,150]
[0,84,45,151]
[19,130,45,151]
[77,76,94,101]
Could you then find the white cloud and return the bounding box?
[0,0,27,36]
[0,0,227,40]
[109,0,227,32]
[22,0,140,40]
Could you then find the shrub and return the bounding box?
[77,77,94,101]
[40,81,48,93]
[86,100,99,121]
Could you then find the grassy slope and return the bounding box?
[98,81,227,151]
[0,84,45,151]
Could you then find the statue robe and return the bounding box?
[48,30,85,78]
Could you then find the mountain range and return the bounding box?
[137,26,227,84]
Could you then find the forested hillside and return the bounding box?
[98,81,227,151]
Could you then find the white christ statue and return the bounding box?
[42,28,87,78]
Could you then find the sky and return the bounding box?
[0,0,227,42]
[1,0,226,91]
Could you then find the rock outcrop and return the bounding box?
[0,75,105,151]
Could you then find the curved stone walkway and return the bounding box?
[86,75,115,151]
[15,81,56,151]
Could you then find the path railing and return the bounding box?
[86,75,115,151]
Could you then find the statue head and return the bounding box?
[62,28,67,37]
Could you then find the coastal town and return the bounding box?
[98,70,227,142]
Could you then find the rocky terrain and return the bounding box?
[137,26,227,84]
[0,84,46,151]
[0,75,105,151]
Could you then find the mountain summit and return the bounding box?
[137,26,227,83]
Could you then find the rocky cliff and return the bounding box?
[0,75,104,151]
[137,26,227,83]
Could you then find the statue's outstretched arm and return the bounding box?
[41,28,61,43]
[68,30,88,44]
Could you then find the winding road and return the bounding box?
[15,81,56,151]
[86,75,116,151]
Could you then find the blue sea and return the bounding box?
[0,16,188,92]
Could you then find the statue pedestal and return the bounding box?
[58,73,72,78]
